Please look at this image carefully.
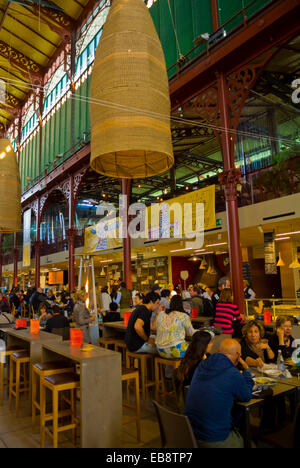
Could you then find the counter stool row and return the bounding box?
[0,346,80,448]
[98,337,182,405]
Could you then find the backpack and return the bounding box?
[203,298,214,317]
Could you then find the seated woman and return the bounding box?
[155,295,196,359]
[268,315,295,361]
[241,320,274,368]
[173,330,214,413]
[38,302,52,328]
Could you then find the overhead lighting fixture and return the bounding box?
[206,242,227,247]
[275,237,290,241]
[188,256,200,262]
[170,248,193,253]
[276,231,300,237]
[257,225,264,234]
[277,253,285,267]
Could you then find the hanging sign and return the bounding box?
[23,209,31,267]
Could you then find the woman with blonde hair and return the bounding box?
[269,315,295,361]
[241,320,274,368]
[73,290,93,343]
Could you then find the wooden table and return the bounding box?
[191,316,213,326]
[236,380,297,448]
[41,340,122,448]
[102,321,127,339]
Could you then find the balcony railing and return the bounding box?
[215,155,300,212]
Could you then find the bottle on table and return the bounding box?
[277,349,285,371]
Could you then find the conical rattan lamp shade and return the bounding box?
[0,139,21,233]
[90,0,174,178]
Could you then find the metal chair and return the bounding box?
[153,400,198,448]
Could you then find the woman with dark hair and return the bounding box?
[173,330,214,413]
[155,295,196,359]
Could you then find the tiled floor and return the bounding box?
[0,388,163,449]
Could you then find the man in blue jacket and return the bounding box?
[185,338,254,448]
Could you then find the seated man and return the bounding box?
[45,305,70,340]
[102,301,121,323]
[185,338,254,448]
[125,291,160,354]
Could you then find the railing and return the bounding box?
[245,298,300,321]
[2,230,85,266]
[215,155,300,213]
[22,131,91,194]
[167,0,277,79]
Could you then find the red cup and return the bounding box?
[70,329,83,347]
[124,312,131,326]
[191,308,198,319]
[30,319,39,335]
[264,310,272,325]
[16,319,27,329]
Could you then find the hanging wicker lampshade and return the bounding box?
[90,0,174,179]
[0,139,21,233]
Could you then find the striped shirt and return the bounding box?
[213,302,243,334]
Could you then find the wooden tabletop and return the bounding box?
[42,340,118,363]
[237,380,297,408]
[0,328,62,343]
[102,321,127,330]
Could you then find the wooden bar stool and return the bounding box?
[122,368,141,442]
[32,361,75,426]
[9,351,30,416]
[40,372,80,449]
[126,351,156,407]
[0,346,26,405]
[154,356,182,404]
[115,340,127,365]
[98,337,122,350]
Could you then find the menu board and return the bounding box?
[264,232,277,275]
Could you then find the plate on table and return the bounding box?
[253,377,276,387]
[263,369,283,377]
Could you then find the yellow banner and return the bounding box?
[84,185,216,252]
[147,185,216,239]
[23,243,31,268]
[84,217,123,253]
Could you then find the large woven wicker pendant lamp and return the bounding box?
[0,139,21,233]
[90,0,174,179]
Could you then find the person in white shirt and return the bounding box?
[101,286,111,313]
[168,283,177,298]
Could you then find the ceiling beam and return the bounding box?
[0,39,43,82]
